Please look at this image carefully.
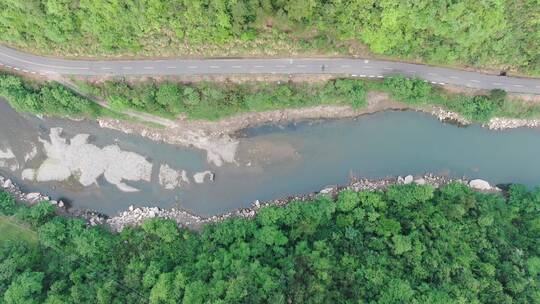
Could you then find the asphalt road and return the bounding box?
[1,45,539,94]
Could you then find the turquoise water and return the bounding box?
[1,99,540,216]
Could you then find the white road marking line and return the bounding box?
[449,76,459,79]
[122,67,133,70]
[13,67,19,70]
[430,81,438,84]
[364,59,369,63]
[359,75,366,77]
[30,71,36,74]
[39,73,46,76]
[383,67,393,70]
[254,65,264,68]
[188,66,198,69]
[341,65,350,68]
[377,75,384,78]
[470,79,480,83]
[275,65,286,68]
[0,50,88,70]
[166,66,177,69]
[368,75,376,78]
[232,65,242,68]
[438,82,446,85]
[22,69,28,73]
[143,66,154,70]
[210,66,220,68]
[513,84,524,88]
[101,67,112,70]
[297,65,307,68]
[351,74,357,77]
[492,83,502,86]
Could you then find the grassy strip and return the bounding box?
[76,79,368,120]
[82,76,540,123]
[371,76,540,122]
[0,216,37,246]
[2,72,539,124]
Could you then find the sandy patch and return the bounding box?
[193,171,214,183]
[158,164,189,190]
[27,128,152,192]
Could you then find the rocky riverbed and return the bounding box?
[0,172,500,232]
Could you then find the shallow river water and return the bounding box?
[1,99,540,216]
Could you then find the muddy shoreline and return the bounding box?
[0,172,500,232]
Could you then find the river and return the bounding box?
[1,99,539,216]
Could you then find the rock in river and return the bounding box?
[469,179,491,190]
[404,175,414,184]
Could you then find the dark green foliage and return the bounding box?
[1,183,539,302]
[382,76,432,104]
[92,79,367,120]
[0,74,104,117]
[0,190,17,215]
[15,202,55,227]
[379,76,540,122]
[0,1,538,74]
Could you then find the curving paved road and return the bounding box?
[1,45,539,94]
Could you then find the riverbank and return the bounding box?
[0,172,500,232]
[94,88,539,166]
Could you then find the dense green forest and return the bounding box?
[0,183,539,303]
[0,0,538,74]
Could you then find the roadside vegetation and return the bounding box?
[0,74,107,118]
[1,183,539,303]
[0,1,538,75]
[374,76,540,122]
[77,79,367,120]
[1,71,539,124]
[0,216,37,246]
[78,76,540,123]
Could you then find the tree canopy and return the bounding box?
[0,182,539,303]
[0,0,538,74]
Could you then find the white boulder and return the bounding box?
[193,171,215,184]
[414,178,426,185]
[469,179,491,190]
[404,175,414,184]
[26,192,41,201]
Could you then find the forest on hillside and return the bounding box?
[1,183,539,303]
[0,0,538,73]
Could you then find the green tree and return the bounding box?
[3,272,44,304]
